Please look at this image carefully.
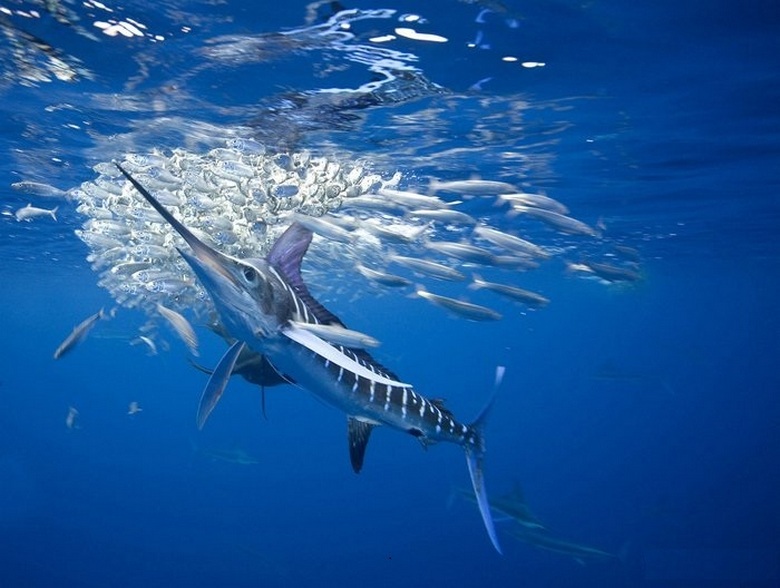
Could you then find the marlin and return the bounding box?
[116,163,503,553]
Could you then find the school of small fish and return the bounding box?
[60,141,641,352]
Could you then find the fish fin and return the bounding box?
[464,365,505,554]
[267,222,345,326]
[281,324,411,388]
[51,206,58,221]
[465,446,501,554]
[188,357,214,376]
[196,340,245,430]
[347,417,375,473]
[468,273,484,291]
[430,398,454,418]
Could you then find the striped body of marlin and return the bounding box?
[116,164,502,553]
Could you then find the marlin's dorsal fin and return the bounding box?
[347,417,375,473]
[267,222,344,326]
[430,398,454,418]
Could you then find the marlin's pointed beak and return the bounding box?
[115,162,239,288]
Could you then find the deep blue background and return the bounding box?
[1,1,779,586]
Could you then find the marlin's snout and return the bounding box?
[115,162,238,286]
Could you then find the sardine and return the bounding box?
[156,303,199,356]
[429,178,517,196]
[416,287,502,321]
[53,308,107,359]
[389,255,466,281]
[15,203,58,222]
[469,275,549,307]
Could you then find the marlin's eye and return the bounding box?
[242,266,257,283]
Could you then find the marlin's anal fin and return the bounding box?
[347,417,375,473]
[196,340,245,430]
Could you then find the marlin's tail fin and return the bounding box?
[465,365,505,554]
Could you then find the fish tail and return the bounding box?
[506,204,527,219]
[464,365,505,554]
[468,273,485,291]
[51,206,59,221]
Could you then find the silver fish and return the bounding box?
[53,308,107,359]
[65,406,80,430]
[11,181,68,199]
[416,287,502,321]
[342,195,406,213]
[378,187,453,209]
[362,221,428,244]
[408,208,476,225]
[567,261,642,283]
[510,205,600,237]
[429,178,517,196]
[292,213,354,244]
[355,264,412,287]
[497,192,569,214]
[424,240,496,265]
[389,255,466,281]
[15,203,58,222]
[156,303,199,355]
[130,335,158,355]
[470,275,549,307]
[473,225,550,259]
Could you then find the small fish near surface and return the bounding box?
[14,203,58,222]
[424,240,497,265]
[156,303,199,356]
[566,260,642,284]
[509,205,600,237]
[116,163,505,553]
[473,225,550,259]
[429,178,518,197]
[11,181,68,199]
[389,254,467,282]
[496,192,569,215]
[53,308,108,359]
[469,274,549,308]
[355,263,412,288]
[416,286,503,322]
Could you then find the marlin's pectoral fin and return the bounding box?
[282,324,411,388]
[196,340,245,430]
[347,417,375,473]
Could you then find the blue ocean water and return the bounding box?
[1,1,779,587]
